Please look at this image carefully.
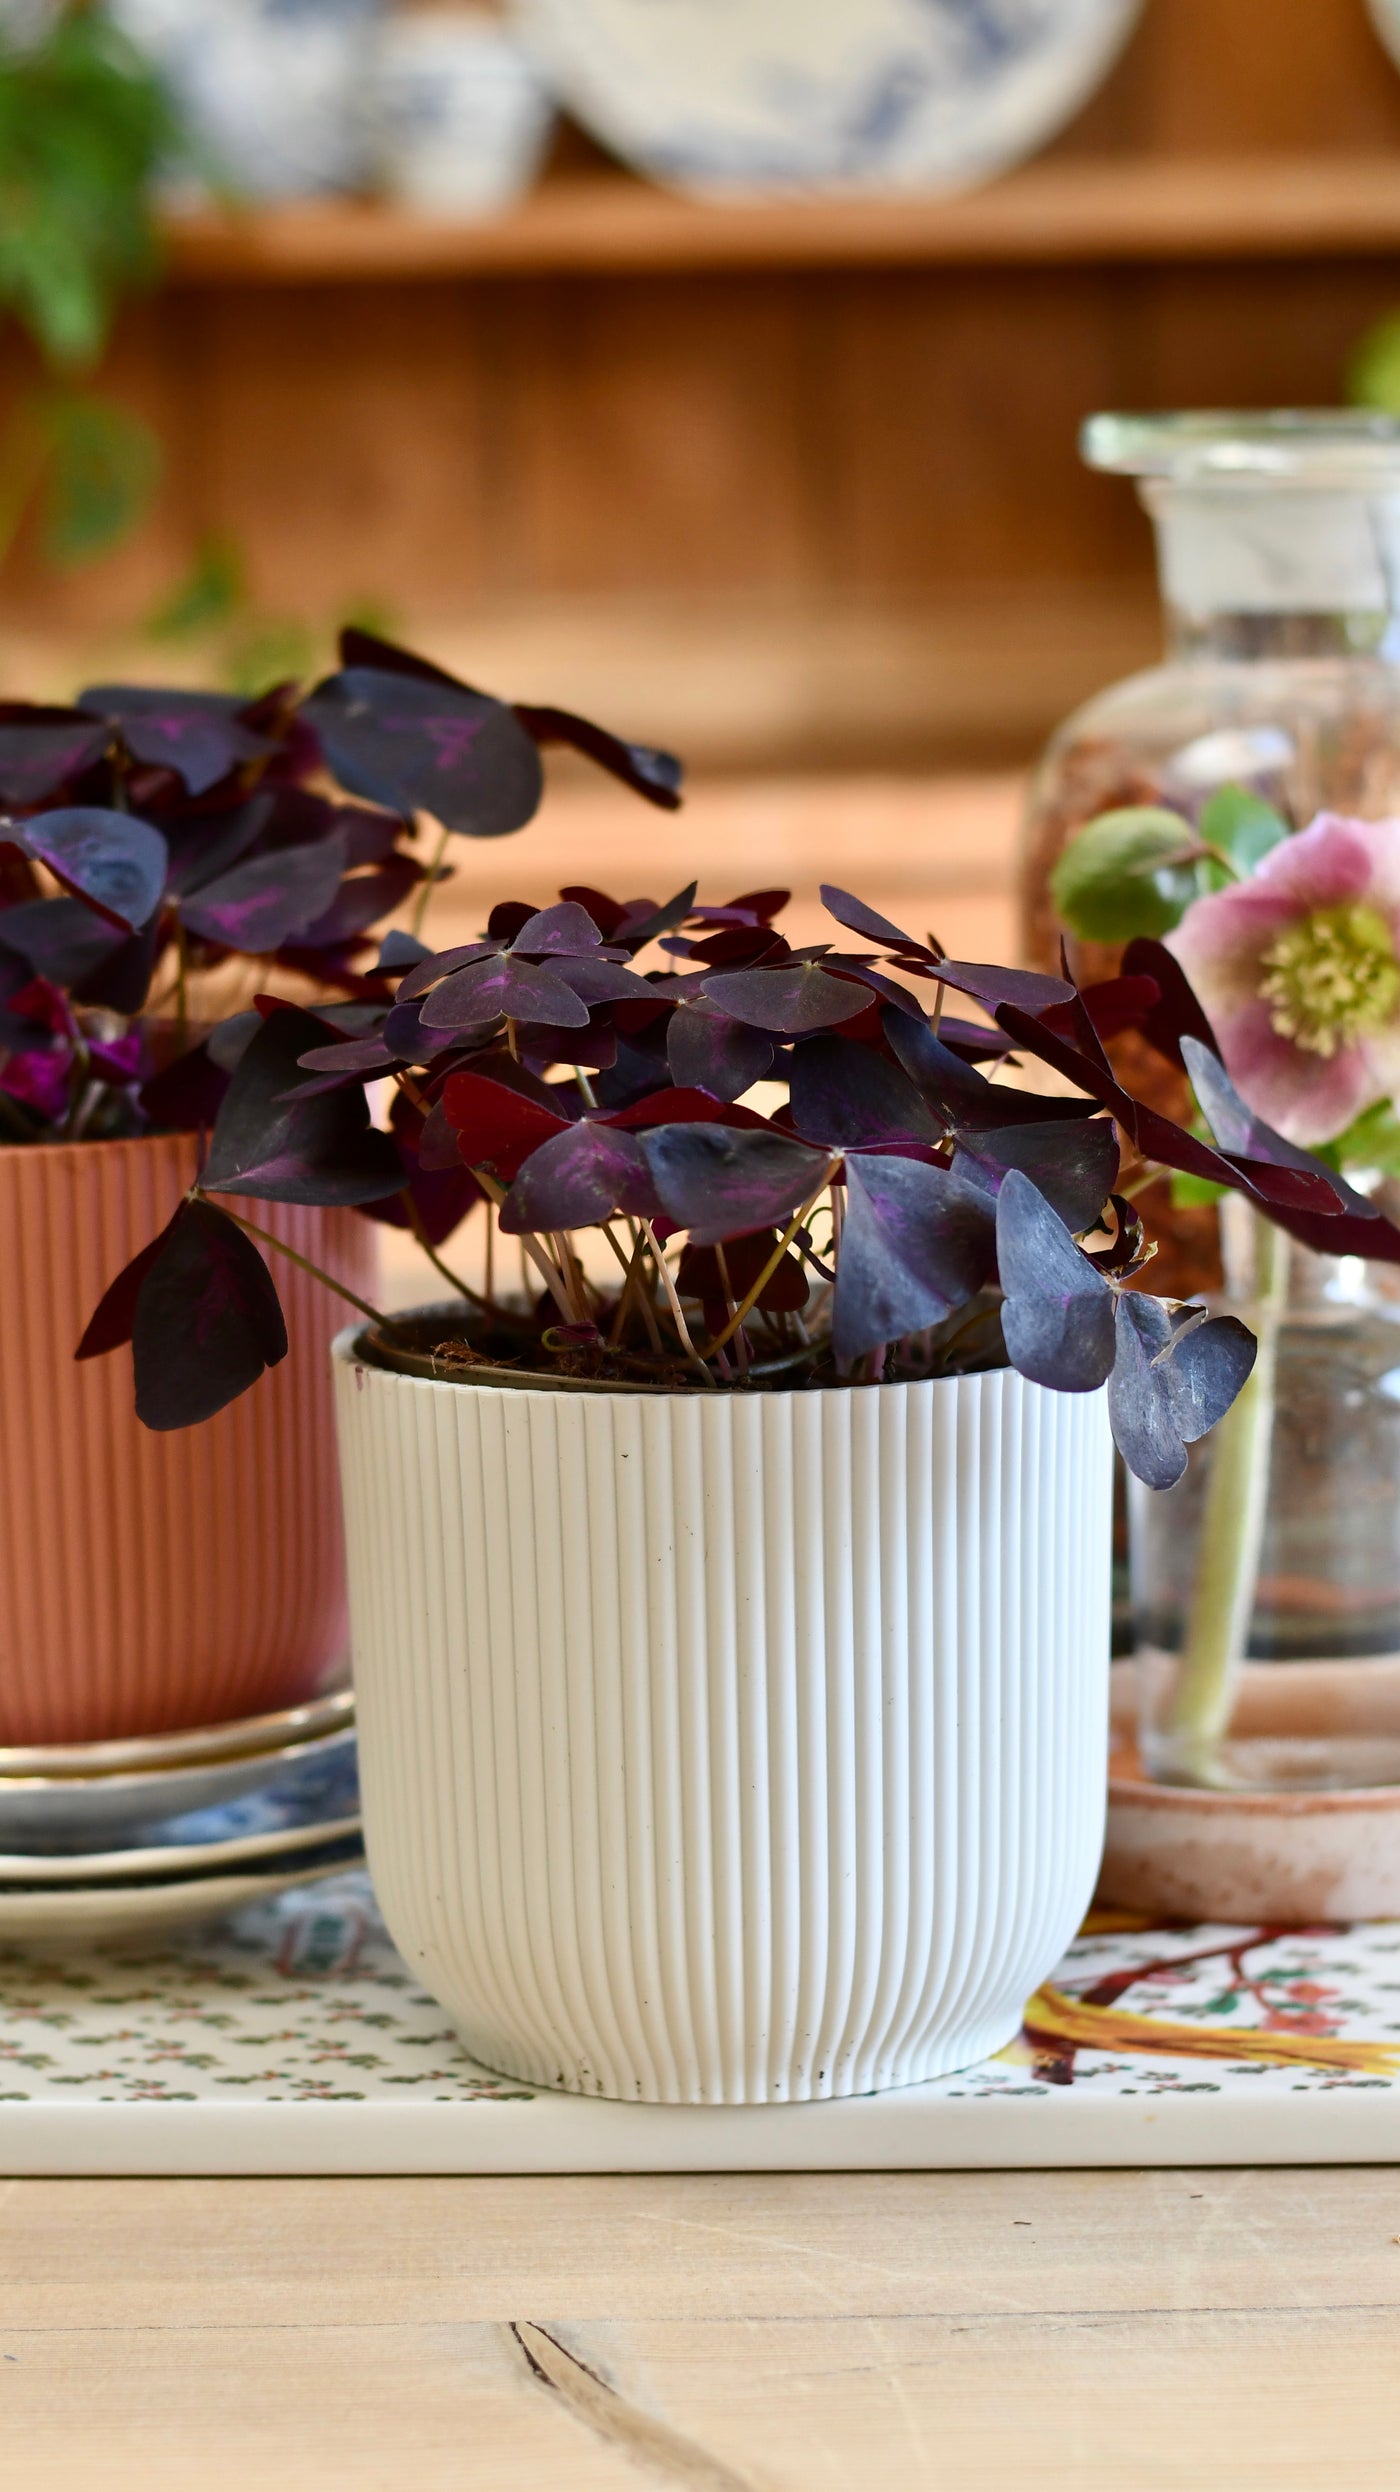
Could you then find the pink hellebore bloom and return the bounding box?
[1168,813,1400,1146]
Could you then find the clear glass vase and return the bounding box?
[1021,409,1400,1300]
[1130,1194,1400,1792]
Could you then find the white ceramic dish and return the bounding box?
[0,1724,356,1864]
[0,1838,365,1947]
[510,0,1142,199]
[0,1721,359,1845]
[0,1813,363,1887]
[375,10,555,213]
[0,1686,352,1780]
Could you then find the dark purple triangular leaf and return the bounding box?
[419,952,589,1032]
[996,1168,1116,1391]
[336,626,471,691]
[73,913,163,1015]
[883,1005,1093,1130]
[80,687,272,795]
[441,1066,571,1179]
[303,668,543,837]
[1181,1037,1370,1215]
[139,1040,230,1133]
[513,703,683,811]
[510,900,604,955]
[395,940,498,1002]
[818,884,924,952]
[666,1004,773,1101]
[180,833,347,953]
[953,1118,1119,1235]
[378,928,432,975]
[501,1119,656,1233]
[1108,1292,1257,1489]
[1120,935,1224,1071]
[832,1155,996,1362]
[358,1091,482,1245]
[15,807,168,931]
[75,1216,177,1361]
[550,954,657,1007]
[130,1197,288,1429]
[201,1006,402,1207]
[164,796,273,899]
[931,961,1074,1014]
[292,856,421,951]
[701,962,868,1035]
[0,720,110,806]
[0,896,125,989]
[642,1123,829,1245]
[994,1000,1353,1225]
[614,883,698,949]
[789,1034,940,1148]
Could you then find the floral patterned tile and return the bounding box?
[0,1873,1396,2110]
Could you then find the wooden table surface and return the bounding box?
[4,2167,1399,2488]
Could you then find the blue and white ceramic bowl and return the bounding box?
[510,0,1143,199]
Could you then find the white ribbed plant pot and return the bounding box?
[333,1334,1113,2104]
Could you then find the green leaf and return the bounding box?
[1170,1170,1227,1209]
[38,388,160,565]
[1351,309,1400,417]
[1197,783,1288,875]
[0,14,179,371]
[146,536,246,641]
[1049,806,1202,943]
[1322,1098,1400,1177]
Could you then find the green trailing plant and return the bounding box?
[0,7,180,571]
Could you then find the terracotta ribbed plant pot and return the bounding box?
[0,1134,378,1744]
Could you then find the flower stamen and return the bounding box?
[1258,904,1400,1059]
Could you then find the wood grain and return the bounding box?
[2,2168,1398,2488]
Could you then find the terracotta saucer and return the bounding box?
[1100,1742,1400,1922]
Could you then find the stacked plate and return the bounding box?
[0,1690,363,1944]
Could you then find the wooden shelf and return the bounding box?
[162,153,1400,283]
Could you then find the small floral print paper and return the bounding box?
[0,1875,1397,2114]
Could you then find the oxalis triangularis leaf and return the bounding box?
[51,671,1400,1471]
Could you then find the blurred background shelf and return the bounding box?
[11,0,1400,779]
[163,155,1400,285]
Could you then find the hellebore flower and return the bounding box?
[1168,812,1400,1145]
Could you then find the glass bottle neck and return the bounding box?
[1145,481,1400,664]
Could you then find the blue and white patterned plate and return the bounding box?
[510,0,1142,198]
[0,1733,360,1870]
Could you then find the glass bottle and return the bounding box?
[1130,1195,1400,1792]
[1021,410,1400,1298]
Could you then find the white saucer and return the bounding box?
[0,1686,352,1779]
[0,1735,360,1868]
[0,1836,366,1947]
[0,1711,356,1846]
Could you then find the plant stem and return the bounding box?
[1165,1207,1289,1779]
[409,818,450,939]
[472,1170,576,1324]
[642,1219,711,1379]
[697,1163,842,1360]
[400,1190,487,1309]
[214,1201,397,1332]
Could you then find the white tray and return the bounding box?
[1,1872,1396,2173]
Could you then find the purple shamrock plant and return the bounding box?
[0,626,681,1155]
[79,840,1400,1483]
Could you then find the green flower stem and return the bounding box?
[1165,1207,1289,1778]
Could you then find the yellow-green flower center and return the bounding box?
[1258,903,1400,1058]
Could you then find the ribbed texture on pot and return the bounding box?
[0,1135,377,1743]
[334,1348,1113,2104]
